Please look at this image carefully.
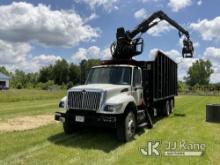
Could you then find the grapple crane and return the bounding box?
[110,10,194,60]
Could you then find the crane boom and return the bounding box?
[129,10,189,39]
[111,10,194,60]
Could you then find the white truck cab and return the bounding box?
[55,64,146,142]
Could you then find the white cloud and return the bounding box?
[15,54,62,73]
[72,46,111,63]
[102,48,111,60]
[134,8,148,20]
[72,48,88,63]
[203,47,220,83]
[32,54,62,69]
[0,40,31,65]
[75,0,118,12]
[204,47,220,64]
[197,0,202,6]
[0,40,61,72]
[190,17,220,41]
[147,20,173,36]
[193,42,200,48]
[0,2,99,47]
[84,13,98,23]
[168,0,192,12]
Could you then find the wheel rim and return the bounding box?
[166,102,170,115]
[170,100,173,113]
[126,113,135,138]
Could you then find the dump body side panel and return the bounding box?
[152,51,177,101]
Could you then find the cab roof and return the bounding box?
[92,64,134,69]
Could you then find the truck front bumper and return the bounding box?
[55,110,121,128]
[55,112,66,123]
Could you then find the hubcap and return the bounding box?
[127,113,135,137]
[166,102,170,115]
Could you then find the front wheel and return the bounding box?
[63,113,79,134]
[117,111,136,142]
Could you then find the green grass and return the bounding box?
[0,89,65,121]
[0,91,220,165]
[0,89,66,102]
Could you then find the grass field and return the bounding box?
[0,89,220,165]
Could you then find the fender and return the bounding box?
[98,93,136,114]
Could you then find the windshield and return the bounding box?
[86,66,131,85]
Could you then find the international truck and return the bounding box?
[55,10,194,142]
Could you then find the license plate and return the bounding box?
[75,115,85,122]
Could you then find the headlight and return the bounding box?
[104,104,123,112]
[59,101,65,108]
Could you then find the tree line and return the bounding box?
[0,58,219,92]
[0,59,100,90]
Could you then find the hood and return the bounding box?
[69,84,131,99]
[69,84,130,92]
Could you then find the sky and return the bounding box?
[0,0,219,82]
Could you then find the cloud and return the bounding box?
[168,0,192,12]
[197,0,202,6]
[190,17,220,41]
[147,20,173,36]
[0,40,61,72]
[0,40,31,65]
[0,2,99,47]
[203,47,220,83]
[75,0,118,12]
[72,46,111,63]
[134,8,148,20]
[84,13,98,23]
[102,48,111,59]
[32,54,62,70]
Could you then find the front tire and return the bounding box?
[63,113,78,134]
[117,110,136,142]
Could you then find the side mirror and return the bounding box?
[132,37,144,56]
[182,38,194,58]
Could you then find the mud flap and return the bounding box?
[145,109,153,129]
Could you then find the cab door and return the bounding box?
[132,67,143,106]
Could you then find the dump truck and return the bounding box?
[55,10,194,142]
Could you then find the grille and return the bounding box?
[68,91,102,110]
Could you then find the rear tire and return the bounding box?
[162,101,170,117]
[117,110,136,142]
[170,99,174,113]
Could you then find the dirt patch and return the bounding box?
[0,114,56,132]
